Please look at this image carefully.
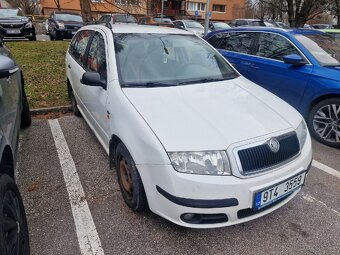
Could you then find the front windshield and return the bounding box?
[295,34,340,66]
[184,21,203,29]
[115,15,136,23]
[55,14,83,22]
[114,33,238,87]
[0,9,20,18]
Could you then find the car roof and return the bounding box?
[206,26,326,38]
[86,23,192,34]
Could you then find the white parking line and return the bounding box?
[302,193,340,217]
[49,119,104,255]
[312,160,340,179]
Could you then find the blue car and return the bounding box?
[205,27,340,148]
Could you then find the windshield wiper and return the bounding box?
[122,81,178,88]
[178,76,236,85]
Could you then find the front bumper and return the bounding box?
[0,27,35,39]
[137,134,312,228]
[55,29,77,39]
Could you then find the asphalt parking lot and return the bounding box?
[16,115,339,255]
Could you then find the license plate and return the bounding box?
[6,29,20,34]
[254,172,306,209]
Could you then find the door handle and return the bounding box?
[68,64,71,69]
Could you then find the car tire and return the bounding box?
[115,143,148,212]
[308,98,340,148]
[49,33,54,41]
[20,90,31,128]
[69,87,81,117]
[28,35,36,41]
[0,174,30,255]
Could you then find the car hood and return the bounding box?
[0,16,29,24]
[59,20,84,26]
[123,77,301,152]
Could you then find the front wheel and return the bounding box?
[0,174,30,255]
[308,98,340,148]
[115,143,148,211]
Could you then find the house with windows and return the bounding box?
[40,0,147,18]
[150,0,245,22]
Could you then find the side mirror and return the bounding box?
[0,56,18,79]
[283,54,307,66]
[81,72,106,89]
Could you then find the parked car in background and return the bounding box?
[205,27,340,148]
[0,36,31,254]
[173,20,206,36]
[0,8,36,41]
[48,11,84,40]
[66,23,312,228]
[97,13,137,25]
[264,21,290,28]
[208,22,230,31]
[229,19,265,27]
[321,29,340,39]
[311,24,333,29]
[138,16,174,27]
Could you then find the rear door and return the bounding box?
[243,32,313,109]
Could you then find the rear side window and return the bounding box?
[256,33,301,61]
[218,32,256,54]
[70,30,93,66]
[236,20,247,26]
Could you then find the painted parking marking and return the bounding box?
[302,192,340,217]
[312,160,340,179]
[49,119,104,255]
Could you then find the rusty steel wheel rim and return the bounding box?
[119,157,133,199]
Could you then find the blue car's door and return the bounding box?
[239,32,313,110]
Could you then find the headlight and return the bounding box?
[25,22,32,28]
[296,120,307,149]
[168,151,231,175]
[56,21,65,29]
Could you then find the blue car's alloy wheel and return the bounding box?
[309,98,340,148]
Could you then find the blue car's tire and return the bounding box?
[308,98,340,148]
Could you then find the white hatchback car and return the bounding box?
[66,23,312,228]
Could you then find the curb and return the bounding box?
[30,105,72,115]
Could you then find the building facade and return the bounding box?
[40,0,147,18]
[151,0,245,22]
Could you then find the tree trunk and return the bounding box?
[80,0,93,22]
[336,0,340,28]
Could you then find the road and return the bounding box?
[17,116,340,255]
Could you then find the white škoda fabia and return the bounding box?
[66,24,312,228]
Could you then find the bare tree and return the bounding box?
[53,0,61,10]
[7,0,40,14]
[79,0,93,21]
[334,0,340,28]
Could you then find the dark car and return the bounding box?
[0,36,31,254]
[97,13,137,25]
[209,22,230,31]
[205,27,340,148]
[48,12,84,40]
[229,19,266,27]
[0,8,36,41]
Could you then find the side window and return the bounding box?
[71,30,93,66]
[218,32,255,54]
[256,33,302,61]
[86,32,107,81]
